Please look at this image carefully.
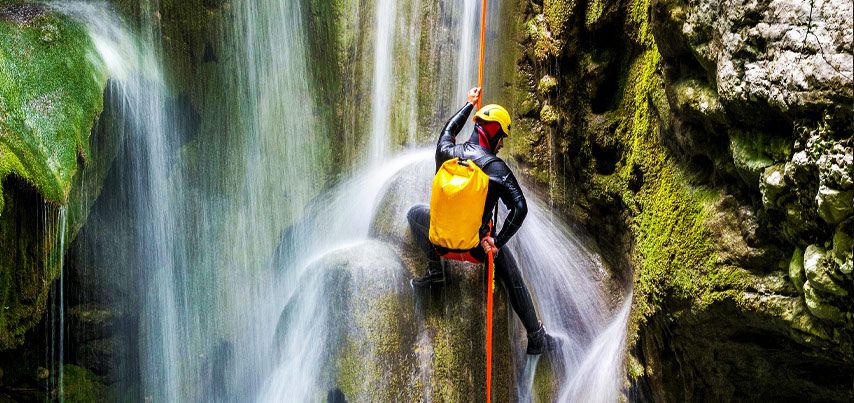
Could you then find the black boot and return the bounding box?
[410,261,446,288]
[526,323,557,355]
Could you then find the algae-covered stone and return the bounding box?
[832,225,853,278]
[0,3,111,350]
[538,75,558,95]
[833,227,853,263]
[788,247,805,293]
[803,282,845,323]
[0,3,107,205]
[760,163,786,209]
[803,244,846,297]
[671,78,726,125]
[540,104,559,125]
[815,186,853,224]
[61,364,106,402]
[729,130,790,189]
[272,240,419,401]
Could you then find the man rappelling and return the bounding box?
[407,87,556,355]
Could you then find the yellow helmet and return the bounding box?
[473,104,511,135]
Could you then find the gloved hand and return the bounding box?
[467,87,482,105]
[480,236,498,255]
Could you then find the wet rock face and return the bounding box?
[648,0,853,397]
[652,0,853,120]
[511,0,851,399]
[270,241,517,402]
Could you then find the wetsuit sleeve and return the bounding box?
[436,103,474,168]
[492,163,528,249]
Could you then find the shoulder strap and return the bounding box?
[473,154,500,170]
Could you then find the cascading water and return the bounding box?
[368,0,397,164]
[55,2,190,400]
[45,207,67,399]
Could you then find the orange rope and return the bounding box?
[479,1,492,401]
[476,0,487,111]
[486,249,495,403]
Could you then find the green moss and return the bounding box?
[540,104,560,125]
[585,0,606,27]
[543,0,575,40]
[532,356,557,401]
[537,75,558,95]
[729,129,792,188]
[334,289,418,401]
[61,364,107,402]
[0,6,112,350]
[0,6,107,205]
[585,33,725,342]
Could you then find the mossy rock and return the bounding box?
[61,364,107,402]
[0,3,107,205]
[0,4,112,350]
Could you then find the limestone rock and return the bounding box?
[788,247,805,293]
[729,130,790,189]
[815,185,853,224]
[803,244,846,297]
[540,104,560,125]
[818,144,853,190]
[538,75,558,95]
[833,226,853,278]
[803,282,845,323]
[672,78,726,125]
[760,163,787,208]
[0,4,113,350]
[784,151,814,189]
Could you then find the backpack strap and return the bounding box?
[473,154,501,170]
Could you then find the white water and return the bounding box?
[56,0,631,400]
[259,149,433,401]
[368,0,398,163]
[55,2,186,400]
[46,206,67,400]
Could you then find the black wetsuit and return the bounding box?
[407,102,540,333]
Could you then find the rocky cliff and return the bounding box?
[509,0,852,399]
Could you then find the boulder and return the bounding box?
[538,75,558,95]
[268,239,515,402]
[803,244,847,297]
[0,3,113,350]
[803,282,845,323]
[760,163,787,209]
[817,144,853,190]
[788,247,805,293]
[815,186,853,224]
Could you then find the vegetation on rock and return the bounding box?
[0,3,109,350]
[509,0,852,399]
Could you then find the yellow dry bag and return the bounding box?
[429,158,490,250]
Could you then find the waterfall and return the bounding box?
[53,0,631,400]
[368,0,397,163]
[506,196,631,401]
[55,2,187,400]
[45,206,67,399]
